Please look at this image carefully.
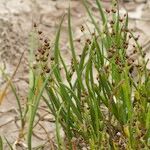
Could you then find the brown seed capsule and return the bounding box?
[51,57,54,61]
[81,93,85,98]
[129,35,132,39]
[40,54,44,59]
[69,72,73,78]
[38,31,42,34]
[80,25,84,32]
[86,39,91,45]
[133,49,137,53]
[77,39,81,43]
[110,20,115,24]
[124,13,127,17]
[46,53,49,57]
[47,46,51,49]
[92,32,95,36]
[108,48,113,52]
[41,50,45,55]
[46,68,50,73]
[79,54,82,58]
[111,9,116,13]
[133,45,136,48]
[38,48,42,52]
[96,74,99,81]
[119,18,123,22]
[43,65,47,70]
[125,55,129,59]
[118,68,122,73]
[105,8,110,13]
[114,3,117,6]
[43,46,47,50]
[40,72,44,76]
[128,58,134,66]
[142,52,146,57]
[44,39,48,43]
[45,43,49,47]
[108,52,113,58]
[134,35,140,41]
[124,45,128,49]
[72,67,75,72]
[43,58,48,62]
[124,28,129,32]
[33,23,37,28]
[33,64,37,69]
[36,58,40,62]
[136,64,140,68]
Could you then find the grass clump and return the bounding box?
[1,0,150,149]
[28,0,150,149]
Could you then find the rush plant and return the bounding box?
[1,0,149,149]
[27,0,150,149]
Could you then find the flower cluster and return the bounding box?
[32,23,53,75]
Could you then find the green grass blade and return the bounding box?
[0,136,3,150]
[54,15,65,64]
[83,0,101,34]
[27,66,56,150]
[96,0,106,26]
[0,69,24,129]
[4,137,13,150]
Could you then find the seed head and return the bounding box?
[133,49,137,54]
[77,38,81,43]
[105,8,110,13]
[51,57,54,61]
[44,39,48,43]
[80,25,85,32]
[41,50,45,55]
[134,35,140,41]
[142,52,146,57]
[33,64,37,69]
[36,58,40,62]
[92,32,95,36]
[38,31,42,34]
[129,35,132,39]
[86,39,91,45]
[133,45,136,48]
[33,23,37,28]
[111,9,116,13]
[108,52,113,59]
[110,20,115,24]
[114,3,117,6]
[45,43,49,47]
[35,53,38,57]
[38,48,42,52]
[43,58,48,62]
[46,68,50,73]
[119,18,123,22]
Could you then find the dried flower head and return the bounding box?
[80,25,85,32]
[33,23,37,28]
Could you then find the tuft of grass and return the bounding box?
[35,1,149,149]
[29,0,150,149]
[3,0,150,149]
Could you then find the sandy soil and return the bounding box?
[0,0,150,149]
